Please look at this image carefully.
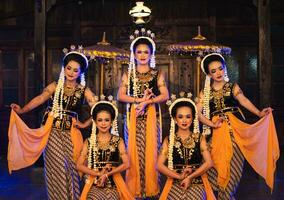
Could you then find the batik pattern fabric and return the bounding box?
[166,135,206,200]
[125,69,161,198]
[42,84,86,200]
[207,82,248,199]
[86,135,121,200]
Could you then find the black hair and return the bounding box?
[63,53,88,73]
[171,101,196,132]
[203,54,225,74]
[92,103,116,121]
[133,38,154,54]
[171,101,196,118]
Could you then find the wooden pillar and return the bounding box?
[258,0,272,107]
[34,0,46,93]
[72,2,81,44]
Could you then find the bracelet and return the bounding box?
[150,98,155,104]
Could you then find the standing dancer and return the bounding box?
[9,46,97,200]
[117,28,169,198]
[197,53,279,199]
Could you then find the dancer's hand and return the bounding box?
[10,103,24,114]
[97,173,108,187]
[180,176,192,190]
[105,164,112,170]
[142,88,154,101]
[213,118,223,128]
[182,166,193,176]
[136,102,147,116]
[177,172,186,180]
[258,107,273,118]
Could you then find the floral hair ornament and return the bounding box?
[88,95,119,169]
[200,53,228,135]
[62,45,89,86]
[166,92,200,170]
[51,45,89,119]
[200,53,229,82]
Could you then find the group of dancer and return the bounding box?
[7,29,279,200]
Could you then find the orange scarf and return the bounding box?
[159,174,216,200]
[7,110,83,173]
[126,104,159,197]
[80,173,134,200]
[211,113,279,191]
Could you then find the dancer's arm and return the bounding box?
[147,72,169,104]
[10,82,56,114]
[157,137,186,180]
[85,87,98,108]
[97,138,130,185]
[101,139,129,177]
[180,136,213,189]
[76,140,102,177]
[196,91,222,128]
[135,72,169,115]
[117,72,153,104]
[74,87,97,129]
[233,84,272,117]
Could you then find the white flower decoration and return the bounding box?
[171,94,176,101]
[179,91,185,97]
[70,45,76,50]
[108,95,114,101]
[187,92,193,98]
[100,94,106,100]
[166,100,172,106]
[62,48,68,54]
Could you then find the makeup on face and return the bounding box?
[134,44,151,65]
[65,60,81,81]
[175,106,193,131]
[208,61,225,81]
[95,111,112,134]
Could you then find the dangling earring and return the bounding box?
[52,67,65,118]
[111,118,119,136]
[168,118,175,170]
[150,54,156,68]
[88,120,97,169]
[80,73,86,86]
[224,65,229,82]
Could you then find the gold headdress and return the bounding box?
[51,45,89,118]
[166,92,200,170]
[88,95,118,169]
[200,53,228,135]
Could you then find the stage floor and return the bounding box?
[0,152,283,200]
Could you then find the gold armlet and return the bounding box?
[159,147,168,156]
[43,88,52,95]
[158,81,166,88]
[234,89,243,97]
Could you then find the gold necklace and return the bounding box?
[64,85,76,96]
